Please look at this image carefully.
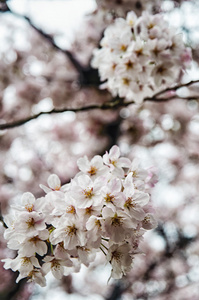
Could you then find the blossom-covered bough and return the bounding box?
[2,145,157,286]
[0,0,199,299]
[92,11,192,103]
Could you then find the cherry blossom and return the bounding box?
[2,145,156,286]
[92,11,192,103]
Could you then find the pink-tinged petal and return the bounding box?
[102,206,114,219]
[47,174,61,190]
[27,270,46,286]
[1,258,14,270]
[42,262,51,275]
[102,152,110,165]
[39,229,49,240]
[112,166,125,178]
[130,158,140,171]
[78,174,92,188]
[142,213,157,230]
[108,178,122,193]
[31,256,41,268]
[109,145,120,160]
[77,156,89,172]
[129,207,145,221]
[135,192,149,206]
[10,258,21,271]
[36,241,48,256]
[21,192,35,206]
[52,264,64,279]
[123,173,135,197]
[117,157,131,168]
[39,184,51,194]
[91,155,103,168]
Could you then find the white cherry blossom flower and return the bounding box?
[70,174,102,208]
[2,255,40,275]
[13,211,46,237]
[102,207,135,242]
[50,217,86,250]
[107,243,133,279]
[103,145,131,177]
[26,269,46,287]
[77,155,109,179]
[2,144,157,285]
[142,213,157,230]
[18,229,49,256]
[101,177,125,210]
[40,174,69,194]
[76,246,97,267]
[42,255,73,279]
[92,10,191,102]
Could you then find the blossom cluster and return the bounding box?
[92,11,192,103]
[2,145,157,286]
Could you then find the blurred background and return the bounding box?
[0,0,199,299]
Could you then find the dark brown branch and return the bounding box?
[1,82,199,130]
[0,99,123,130]
[0,204,7,228]
[152,79,199,98]
[0,3,85,78]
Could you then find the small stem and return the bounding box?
[101,243,109,251]
[0,204,7,228]
[100,246,107,256]
[0,3,85,77]
[101,237,109,242]
[0,80,199,130]
[50,243,54,254]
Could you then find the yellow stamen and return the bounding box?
[104,193,115,203]
[66,205,76,214]
[88,166,97,176]
[25,204,34,212]
[122,78,130,86]
[120,44,127,52]
[83,188,93,199]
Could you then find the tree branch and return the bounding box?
[0,204,7,228]
[1,80,199,130]
[0,3,85,79]
[152,79,199,98]
[0,99,123,130]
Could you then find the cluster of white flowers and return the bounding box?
[2,145,157,286]
[92,11,192,103]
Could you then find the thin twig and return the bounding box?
[100,246,107,256]
[0,99,123,130]
[0,204,7,228]
[0,3,85,77]
[0,86,199,130]
[152,79,199,98]
[101,243,109,251]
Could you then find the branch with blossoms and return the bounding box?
[0,3,88,81]
[0,80,199,130]
[106,224,196,300]
[1,145,157,286]
[91,10,194,101]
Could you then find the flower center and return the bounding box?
[66,225,77,236]
[112,250,122,262]
[88,166,97,176]
[104,193,115,203]
[25,204,34,212]
[120,44,127,52]
[83,188,94,199]
[26,217,35,228]
[111,214,123,227]
[66,205,76,214]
